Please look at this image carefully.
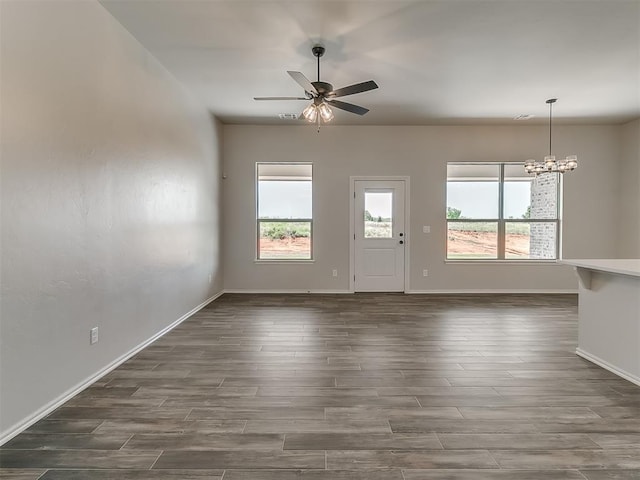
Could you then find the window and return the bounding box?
[446,163,560,260]
[257,163,312,260]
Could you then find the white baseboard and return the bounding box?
[223,289,351,294]
[0,291,224,446]
[576,348,640,386]
[224,289,578,295]
[405,289,578,294]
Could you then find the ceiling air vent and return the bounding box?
[514,114,535,121]
[278,113,299,120]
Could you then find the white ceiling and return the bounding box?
[100,0,640,126]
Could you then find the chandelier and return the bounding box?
[524,99,578,175]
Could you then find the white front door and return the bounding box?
[353,180,406,292]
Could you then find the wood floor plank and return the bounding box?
[492,449,640,469]
[0,470,46,480]
[283,433,442,450]
[1,433,131,450]
[326,449,499,469]
[24,419,103,434]
[402,470,587,479]
[0,450,160,469]
[325,406,463,420]
[588,433,640,449]
[437,433,600,450]
[580,471,640,479]
[93,419,246,434]
[221,469,404,479]
[243,419,391,434]
[123,433,284,450]
[152,450,325,469]
[38,470,224,479]
[389,418,540,434]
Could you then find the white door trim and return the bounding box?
[349,176,410,293]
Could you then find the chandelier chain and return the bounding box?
[548,101,552,156]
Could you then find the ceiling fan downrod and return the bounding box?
[312,45,325,83]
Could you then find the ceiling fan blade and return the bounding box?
[326,99,370,116]
[329,80,378,98]
[287,71,318,95]
[254,96,310,100]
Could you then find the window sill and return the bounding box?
[444,259,561,265]
[254,259,315,265]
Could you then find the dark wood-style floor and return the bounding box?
[2,293,640,479]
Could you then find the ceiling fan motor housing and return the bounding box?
[311,81,333,96]
[312,45,325,58]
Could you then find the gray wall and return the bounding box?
[618,119,640,257]
[222,124,624,292]
[0,1,223,439]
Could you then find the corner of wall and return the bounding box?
[617,119,640,257]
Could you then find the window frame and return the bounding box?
[446,162,561,262]
[256,162,313,261]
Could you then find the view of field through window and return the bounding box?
[447,164,559,260]
[257,164,312,259]
[364,190,393,238]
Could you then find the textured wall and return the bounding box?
[0,1,223,439]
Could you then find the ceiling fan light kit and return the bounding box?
[254,44,378,128]
[524,98,578,175]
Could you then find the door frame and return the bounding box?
[349,176,411,293]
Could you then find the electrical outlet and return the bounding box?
[332,269,338,277]
[208,274,212,284]
[90,327,99,345]
[423,269,429,277]
[423,225,431,234]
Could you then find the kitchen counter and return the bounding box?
[561,259,640,385]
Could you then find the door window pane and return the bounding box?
[447,164,499,219]
[447,222,498,259]
[364,190,393,238]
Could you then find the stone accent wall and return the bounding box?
[529,173,558,258]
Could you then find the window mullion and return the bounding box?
[497,164,505,259]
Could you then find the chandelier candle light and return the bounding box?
[524,98,578,175]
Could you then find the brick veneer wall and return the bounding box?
[529,173,558,258]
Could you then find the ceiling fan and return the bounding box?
[254,45,378,123]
